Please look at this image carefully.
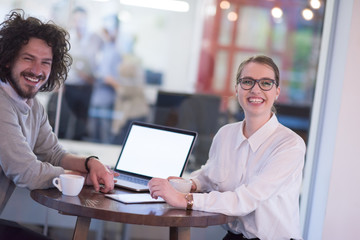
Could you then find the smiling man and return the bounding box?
[0,10,117,239]
[8,37,52,99]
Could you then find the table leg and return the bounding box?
[169,227,190,240]
[72,216,91,240]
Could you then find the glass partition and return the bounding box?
[0,0,326,170]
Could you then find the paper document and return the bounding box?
[105,193,165,204]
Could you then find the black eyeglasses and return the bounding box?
[237,77,278,91]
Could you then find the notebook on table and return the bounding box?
[105,193,165,204]
[112,121,197,192]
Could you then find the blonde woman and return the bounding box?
[149,55,305,240]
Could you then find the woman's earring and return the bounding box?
[276,96,278,100]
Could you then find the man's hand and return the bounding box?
[86,158,119,193]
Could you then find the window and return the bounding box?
[0,0,326,165]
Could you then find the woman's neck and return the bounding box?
[243,112,272,138]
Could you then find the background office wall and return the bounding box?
[301,0,360,239]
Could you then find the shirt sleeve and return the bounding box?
[191,128,306,216]
[190,131,223,193]
[33,100,67,165]
[0,98,65,190]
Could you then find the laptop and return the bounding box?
[113,121,197,192]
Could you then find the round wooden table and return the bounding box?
[31,186,236,240]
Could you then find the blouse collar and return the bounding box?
[236,114,279,152]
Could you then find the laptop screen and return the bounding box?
[114,122,197,179]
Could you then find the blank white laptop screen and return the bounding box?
[115,122,197,179]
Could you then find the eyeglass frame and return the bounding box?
[236,77,278,91]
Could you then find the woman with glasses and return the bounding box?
[149,55,306,240]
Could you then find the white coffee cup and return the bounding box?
[52,174,85,196]
[169,178,192,193]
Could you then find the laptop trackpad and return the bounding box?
[115,179,149,192]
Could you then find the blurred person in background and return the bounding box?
[111,35,150,145]
[62,6,103,140]
[87,14,122,143]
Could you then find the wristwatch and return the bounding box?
[185,193,193,210]
[85,156,98,172]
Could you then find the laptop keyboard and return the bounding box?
[118,174,149,186]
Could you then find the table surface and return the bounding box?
[30,186,236,229]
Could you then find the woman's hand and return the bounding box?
[148,178,187,208]
[167,176,197,192]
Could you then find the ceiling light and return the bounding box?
[302,8,314,21]
[119,0,190,13]
[271,7,283,19]
[227,11,238,21]
[310,0,321,9]
[220,1,230,10]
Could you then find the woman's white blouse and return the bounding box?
[191,114,306,240]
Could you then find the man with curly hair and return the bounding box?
[0,10,118,239]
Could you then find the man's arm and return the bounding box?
[60,154,116,193]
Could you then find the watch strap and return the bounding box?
[185,193,193,210]
[85,156,98,172]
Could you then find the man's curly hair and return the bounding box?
[0,9,72,92]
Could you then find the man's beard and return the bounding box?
[9,72,46,99]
